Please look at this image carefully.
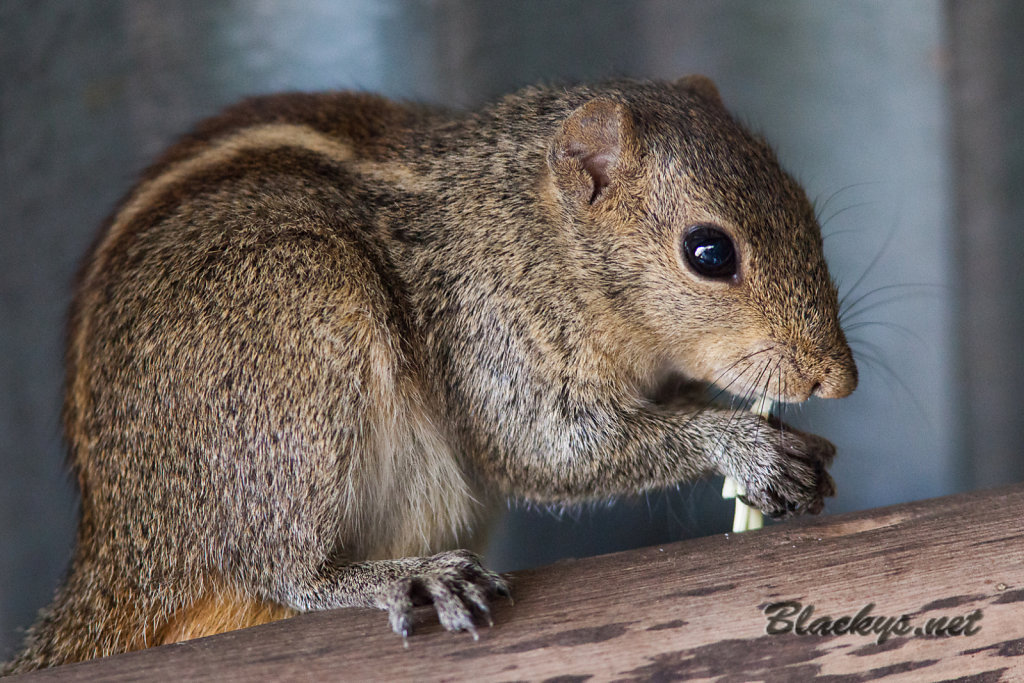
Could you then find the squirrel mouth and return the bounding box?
[643,370,800,412]
[643,360,819,408]
[643,370,701,407]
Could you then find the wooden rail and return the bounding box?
[17,484,1024,681]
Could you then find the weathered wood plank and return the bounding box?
[15,484,1024,681]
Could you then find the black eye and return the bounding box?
[682,225,737,279]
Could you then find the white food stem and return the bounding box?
[722,398,773,532]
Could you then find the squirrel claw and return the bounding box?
[383,550,506,642]
[494,581,514,605]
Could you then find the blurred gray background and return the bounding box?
[2,0,1022,658]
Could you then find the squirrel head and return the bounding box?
[546,76,857,404]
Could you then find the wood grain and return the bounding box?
[15,484,1024,681]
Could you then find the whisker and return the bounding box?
[822,227,863,243]
[844,320,925,345]
[689,347,775,417]
[837,225,901,312]
[753,359,778,447]
[707,347,774,390]
[853,352,930,424]
[678,350,770,440]
[841,295,942,327]
[819,201,875,233]
[813,181,883,220]
[711,356,772,458]
[847,337,888,362]
[775,357,783,419]
[839,283,944,322]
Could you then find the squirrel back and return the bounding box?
[5,77,854,673]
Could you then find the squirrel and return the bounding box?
[4,75,856,673]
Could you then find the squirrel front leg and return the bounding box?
[484,397,835,519]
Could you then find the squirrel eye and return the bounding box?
[682,225,737,279]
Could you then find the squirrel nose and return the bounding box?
[809,351,858,399]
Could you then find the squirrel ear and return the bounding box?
[675,74,724,108]
[550,98,631,205]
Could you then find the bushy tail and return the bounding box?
[2,550,170,675]
[3,553,296,675]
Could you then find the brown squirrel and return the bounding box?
[4,75,856,673]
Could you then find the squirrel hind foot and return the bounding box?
[382,549,510,640]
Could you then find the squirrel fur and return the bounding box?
[4,76,856,673]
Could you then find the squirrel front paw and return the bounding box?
[722,416,837,519]
[381,550,510,640]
